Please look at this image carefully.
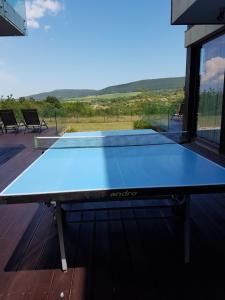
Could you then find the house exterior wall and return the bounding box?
[171,0,196,24]
[185,25,225,47]
[184,23,225,152]
[172,0,225,25]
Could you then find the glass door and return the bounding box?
[197,33,225,144]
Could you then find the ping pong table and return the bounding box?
[1,129,225,272]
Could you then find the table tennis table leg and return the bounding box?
[56,202,68,272]
[184,195,191,264]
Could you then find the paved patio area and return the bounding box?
[0,129,225,299]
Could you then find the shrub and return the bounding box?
[133,119,152,129]
[133,118,163,132]
[65,125,77,133]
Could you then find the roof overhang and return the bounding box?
[171,0,225,25]
[0,15,25,36]
[0,0,26,36]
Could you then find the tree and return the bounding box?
[41,103,57,118]
[7,94,15,101]
[18,97,26,102]
[45,96,61,109]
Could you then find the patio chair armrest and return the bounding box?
[18,120,26,126]
[41,120,48,127]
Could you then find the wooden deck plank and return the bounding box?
[91,209,113,300]
[2,205,37,240]
[0,144,25,167]
[69,267,87,300]
[47,220,81,300]
[69,211,95,300]
[10,205,53,271]
[0,293,27,299]
[0,205,15,235]
[121,207,157,299]
[0,130,56,300]
[23,271,54,300]
[47,270,73,300]
[108,207,137,300]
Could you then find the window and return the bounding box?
[197,33,225,144]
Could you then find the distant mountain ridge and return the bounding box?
[27,77,185,100]
[28,89,97,100]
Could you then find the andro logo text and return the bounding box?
[110,190,138,198]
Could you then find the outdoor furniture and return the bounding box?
[0,122,3,133]
[171,103,184,120]
[0,109,24,133]
[21,109,48,133]
[2,129,225,271]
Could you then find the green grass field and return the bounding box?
[65,121,134,132]
[47,116,139,133]
[46,114,170,134]
[64,92,142,102]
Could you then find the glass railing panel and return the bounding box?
[6,0,26,20]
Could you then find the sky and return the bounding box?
[0,0,186,97]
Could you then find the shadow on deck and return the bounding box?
[0,130,225,299]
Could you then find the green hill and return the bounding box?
[27,77,184,100]
[99,77,185,94]
[28,89,97,100]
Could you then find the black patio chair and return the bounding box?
[0,109,24,133]
[0,122,3,133]
[21,109,48,133]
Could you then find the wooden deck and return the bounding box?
[1,130,225,299]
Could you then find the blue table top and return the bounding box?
[2,129,225,200]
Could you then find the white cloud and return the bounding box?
[28,19,40,28]
[202,56,225,84]
[25,0,64,29]
[44,24,51,31]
